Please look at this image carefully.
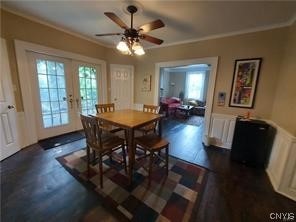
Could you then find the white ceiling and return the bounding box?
[2,1,296,49]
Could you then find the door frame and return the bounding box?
[154,57,219,145]
[15,40,107,146]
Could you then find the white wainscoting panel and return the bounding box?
[266,120,296,201]
[133,103,143,111]
[208,113,237,149]
[280,142,296,200]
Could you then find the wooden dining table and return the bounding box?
[94,109,163,184]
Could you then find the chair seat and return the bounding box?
[135,134,169,151]
[100,123,124,133]
[134,133,169,186]
[137,123,155,134]
[90,132,125,152]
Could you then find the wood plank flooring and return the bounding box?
[1,118,295,222]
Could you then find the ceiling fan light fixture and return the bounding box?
[97,5,164,56]
[122,49,132,55]
[134,48,145,56]
[116,39,130,54]
[132,41,145,55]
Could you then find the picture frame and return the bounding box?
[141,74,151,91]
[229,58,262,108]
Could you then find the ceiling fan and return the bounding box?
[95,5,165,55]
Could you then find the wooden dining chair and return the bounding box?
[95,103,115,113]
[134,119,169,186]
[95,103,123,133]
[80,114,127,188]
[137,104,160,135]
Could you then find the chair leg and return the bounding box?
[165,146,169,176]
[86,146,90,178]
[92,150,96,164]
[124,130,129,153]
[148,151,153,187]
[98,153,103,188]
[122,144,127,173]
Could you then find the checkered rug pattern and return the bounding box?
[57,149,208,222]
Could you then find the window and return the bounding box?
[78,65,98,115]
[36,59,69,128]
[186,71,206,101]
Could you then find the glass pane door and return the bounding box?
[29,52,103,139]
[36,59,69,128]
[29,52,76,140]
[78,65,98,115]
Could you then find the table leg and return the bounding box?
[127,128,134,185]
[159,118,162,137]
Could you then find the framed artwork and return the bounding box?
[141,74,151,91]
[229,58,262,108]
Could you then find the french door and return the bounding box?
[29,52,100,139]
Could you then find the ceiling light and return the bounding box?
[116,37,145,56]
[132,41,145,55]
[116,38,130,54]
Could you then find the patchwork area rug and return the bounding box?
[57,149,208,222]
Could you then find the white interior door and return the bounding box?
[29,53,76,139]
[110,64,134,110]
[0,39,20,160]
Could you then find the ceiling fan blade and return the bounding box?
[95,33,122,37]
[104,12,128,29]
[141,34,163,45]
[138,19,165,33]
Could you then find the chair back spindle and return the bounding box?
[80,114,102,149]
[143,104,160,114]
[95,103,115,114]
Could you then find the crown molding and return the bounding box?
[1,6,112,48]
[146,20,293,50]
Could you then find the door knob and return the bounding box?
[8,105,15,109]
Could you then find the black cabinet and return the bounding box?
[231,118,276,168]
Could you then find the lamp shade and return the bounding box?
[132,41,145,55]
[117,40,129,52]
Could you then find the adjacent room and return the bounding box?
[1,1,296,222]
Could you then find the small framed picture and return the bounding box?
[229,58,262,108]
[141,74,151,91]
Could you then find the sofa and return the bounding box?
[185,99,206,116]
[159,97,181,117]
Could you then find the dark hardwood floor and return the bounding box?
[1,118,295,222]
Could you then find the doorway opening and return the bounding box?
[154,57,218,160]
[159,64,210,127]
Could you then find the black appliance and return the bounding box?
[230,117,276,168]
